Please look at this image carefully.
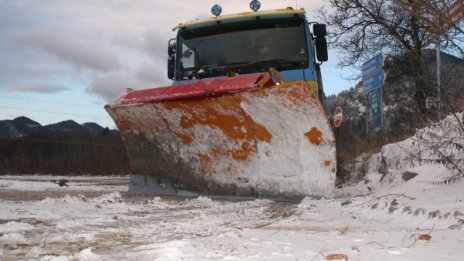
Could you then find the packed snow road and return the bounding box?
[0,174,463,260]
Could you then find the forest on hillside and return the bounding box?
[0,130,130,176]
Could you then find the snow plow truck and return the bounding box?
[105,2,336,199]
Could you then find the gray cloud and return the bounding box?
[1,0,330,103]
[14,28,120,72]
[136,62,167,83]
[142,30,169,61]
[89,70,140,102]
[9,83,68,93]
[88,63,169,102]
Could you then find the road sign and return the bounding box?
[369,89,383,134]
[363,53,386,138]
[362,70,386,93]
[362,53,385,78]
[447,0,464,25]
[334,107,343,128]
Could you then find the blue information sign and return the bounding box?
[362,53,385,78]
[369,88,383,134]
[363,53,386,138]
[362,70,386,92]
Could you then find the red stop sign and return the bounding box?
[334,107,343,128]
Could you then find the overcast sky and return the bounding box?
[0,0,354,127]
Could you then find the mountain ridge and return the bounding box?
[0,117,106,138]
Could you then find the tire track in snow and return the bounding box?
[0,186,298,259]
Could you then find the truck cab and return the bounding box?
[168,6,328,102]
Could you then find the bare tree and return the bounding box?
[320,0,463,118]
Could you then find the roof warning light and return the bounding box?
[211,4,222,17]
[249,0,261,12]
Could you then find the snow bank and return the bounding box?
[345,112,464,182]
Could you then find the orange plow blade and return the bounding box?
[105,72,336,199]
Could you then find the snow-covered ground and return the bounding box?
[0,170,463,260]
[1,114,463,260]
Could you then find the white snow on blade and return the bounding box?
[109,82,336,199]
[0,112,463,260]
[239,84,336,198]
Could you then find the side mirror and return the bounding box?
[168,55,175,80]
[316,36,328,62]
[167,39,176,80]
[168,38,176,56]
[312,23,328,62]
[313,24,327,37]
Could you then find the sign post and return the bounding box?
[362,53,386,139]
[369,89,383,134]
[333,107,343,168]
[334,107,343,128]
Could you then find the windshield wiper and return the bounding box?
[179,59,306,80]
[221,58,306,72]
[179,66,225,80]
[196,66,226,79]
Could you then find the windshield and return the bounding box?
[176,17,308,80]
